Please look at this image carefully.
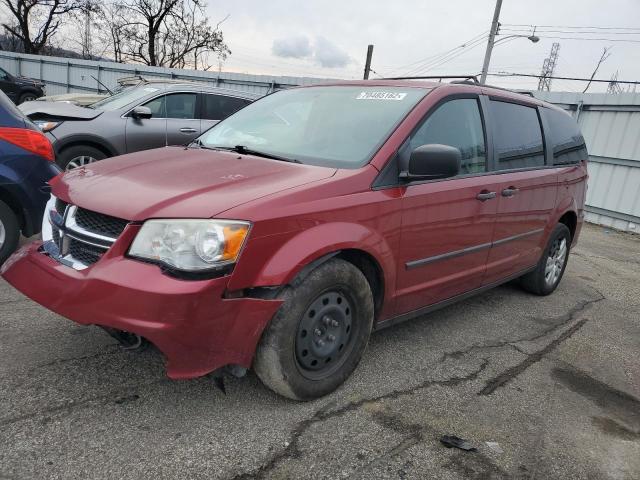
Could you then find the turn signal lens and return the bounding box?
[0,127,54,162]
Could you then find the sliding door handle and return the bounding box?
[476,190,497,201]
[502,187,519,197]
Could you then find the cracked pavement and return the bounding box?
[1,223,639,479]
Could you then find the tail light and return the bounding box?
[0,127,55,162]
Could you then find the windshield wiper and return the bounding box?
[217,145,301,163]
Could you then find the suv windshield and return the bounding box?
[90,85,164,111]
[199,86,428,168]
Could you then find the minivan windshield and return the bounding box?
[89,85,163,111]
[199,86,428,168]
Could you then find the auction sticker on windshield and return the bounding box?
[356,91,407,101]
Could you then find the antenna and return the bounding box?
[537,42,560,91]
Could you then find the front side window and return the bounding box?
[491,101,545,170]
[199,86,428,168]
[203,94,250,120]
[405,98,486,175]
[142,93,197,119]
[0,68,9,80]
[543,108,587,165]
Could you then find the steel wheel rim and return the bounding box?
[545,237,567,286]
[295,288,355,380]
[66,155,97,171]
[0,219,5,248]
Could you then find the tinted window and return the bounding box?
[491,101,545,170]
[0,68,9,81]
[543,108,587,165]
[143,93,197,119]
[406,98,486,174]
[203,94,250,120]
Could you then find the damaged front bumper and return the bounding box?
[1,242,283,379]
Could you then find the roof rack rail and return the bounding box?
[380,75,480,84]
[482,83,535,97]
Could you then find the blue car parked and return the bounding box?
[0,90,61,264]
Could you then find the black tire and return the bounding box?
[57,145,107,171]
[520,223,571,296]
[0,199,20,266]
[18,92,38,104]
[254,258,374,401]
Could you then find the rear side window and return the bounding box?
[490,101,545,170]
[202,94,250,120]
[407,98,487,174]
[543,108,587,165]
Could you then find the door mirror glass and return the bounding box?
[131,106,152,120]
[401,144,461,180]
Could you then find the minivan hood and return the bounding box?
[51,147,337,220]
[18,100,102,120]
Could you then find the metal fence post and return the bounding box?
[66,61,71,92]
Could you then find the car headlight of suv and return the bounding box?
[129,219,251,273]
[33,120,60,132]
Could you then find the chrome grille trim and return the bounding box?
[41,195,128,271]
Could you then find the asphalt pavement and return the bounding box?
[1,223,639,479]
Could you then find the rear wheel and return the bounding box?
[520,223,571,296]
[254,258,374,400]
[58,145,107,171]
[0,200,20,266]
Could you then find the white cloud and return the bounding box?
[272,35,313,59]
[313,36,351,68]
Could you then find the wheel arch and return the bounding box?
[55,135,118,158]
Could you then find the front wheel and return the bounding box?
[254,258,374,400]
[520,223,571,296]
[58,145,107,171]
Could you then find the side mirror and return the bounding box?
[131,106,152,120]
[400,144,461,181]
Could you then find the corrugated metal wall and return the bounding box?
[534,91,640,232]
[0,51,333,96]
[2,52,638,232]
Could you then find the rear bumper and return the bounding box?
[1,242,282,379]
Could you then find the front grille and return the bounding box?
[52,225,60,244]
[55,198,68,214]
[68,238,103,266]
[75,208,129,238]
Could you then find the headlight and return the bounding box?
[34,120,60,132]
[128,219,251,273]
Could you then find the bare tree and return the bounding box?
[101,0,229,68]
[583,47,612,93]
[1,0,85,54]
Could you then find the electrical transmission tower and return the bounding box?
[607,71,623,94]
[537,42,560,91]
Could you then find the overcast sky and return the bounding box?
[208,0,640,92]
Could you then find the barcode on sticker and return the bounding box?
[356,91,407,101]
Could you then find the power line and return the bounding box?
[502,23,640,31]
[405,35,489,76]
[501,28,640,35]
[488,72,640,85]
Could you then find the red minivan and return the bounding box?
[1,79,588,400]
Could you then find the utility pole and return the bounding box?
[363,44,374,80]
[537,42,560,91]
[480,0,503,84]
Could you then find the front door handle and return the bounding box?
[502,186,519,197]
[476,190,497,201]
[179,127,197,134]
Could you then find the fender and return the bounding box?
[549,195,579,246]
[229,222,397,300]
[53,133,119,157]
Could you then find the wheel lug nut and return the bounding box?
[322,316,332,326]
[314,328,322,336]
[331,320,339,327]
[316,339,325,347]
[327,334,336,342]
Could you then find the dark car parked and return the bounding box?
[0,67,45,104]
[0,90,60,264]
[19,82,260,170]
[2,78,588,400]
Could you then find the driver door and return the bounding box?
[395,96,501,314]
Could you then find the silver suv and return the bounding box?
[20,82,260,170]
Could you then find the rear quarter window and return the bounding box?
[490,100,545,170]
[543,108,588,165]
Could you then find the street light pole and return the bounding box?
[480,0,503,84]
